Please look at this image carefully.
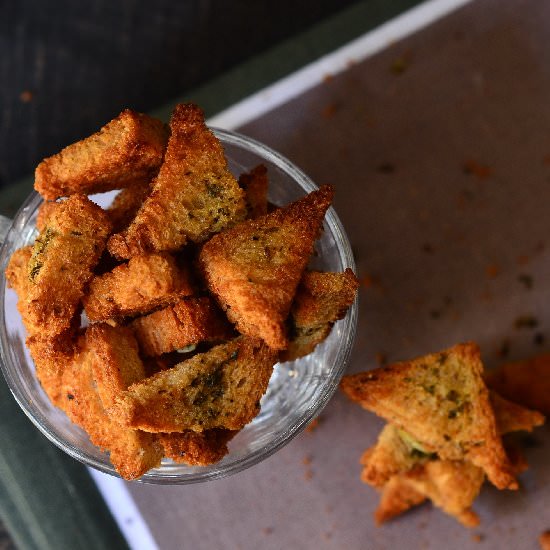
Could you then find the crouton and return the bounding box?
[35,110,168,200]
[281,268,358,361]
[239,164,269,219]
[36,200,59,231]
[83,253,194,321]
[86,324,147,409]
[60,337,163,480]
[131,296,232,356]
[485,353,550,415]
[110,337,277,432]
[107,103,246,259]
[490,391,545,434]
[341,343,517,490]
[376,460,484,527]
[25,195,111,338]
[159,428,237,465]
[107,183,152,233]
[199,185,334,350]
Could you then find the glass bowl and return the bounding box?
[0,128,357,484]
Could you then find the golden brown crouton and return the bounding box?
[341,343,517,490]
[361,391,543,490]
[36,201,59,232]
[375,475,427,524]
[35,110,168,200]
[86,324,147,409]
[485,354,550,415]
[131,296,232,356]
[199,185,334,350]
[6,245,76,404]
[110,337,277,433]
[281,268,358,361]
[107,103,246,259]
[490,391,545,434]
[539,530,550,550]
[60,337,163,480]
[107,184,152,233]
[26,195,112,339]
[159,428,237,465]
[5,246,33,301]
[361,424,435,489]
[239,164,269,219]
[376,460,484,527]
[83,253,194,321]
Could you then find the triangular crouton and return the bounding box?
[341,343,516,489]
[281,268,358,361]
[362,391,543,490]
[239,164,269,219]
[485,353,550,415]
[131,296,232,356]
[490,391,545,434]
[83,253,194,321]
[376,460,484,527]
[35,110,168,200]
[60,336,163,480]
[198,185,334,350]
[110,337,277,432]
[107,103,246,259]
[159,429,237,465]
[26,195,112,338]
[85,324,148,409]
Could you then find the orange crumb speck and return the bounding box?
[516,254,530,266]
[322,103,337,119]
[463,160,493,180]
[19,90,33,103]
[471,533,485,543]
[306,417,321,433]
[486,264,500,279]
[323,73,334,83]
[262,527,273,536]
[539,530,550,550]
[302,455,312,466]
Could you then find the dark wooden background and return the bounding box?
[0,0,358,191]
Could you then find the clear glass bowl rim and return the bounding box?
[0,127,358,484]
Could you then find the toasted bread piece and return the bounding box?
[341,343,516,489]
[131,296,232,356]
[361,391,543,489]
[239,164,269,219]
[111,337,277,432]
[6,245,77,404]
[490,391,545,434]
[5,246,33,301]
[361,424,436,488]
[60,337,163,480]
[86,324,147,409]
[107,104,246,259]
[375,475,427,524]
[159,428,237,465]
[26,195,111,339]
[376,460,484,527]
[199,185,334,350]
[35,110,168,200]
[83,253,194,321]
[281,268,358,361]
[485,354,550,415]
[108,184,152,233]
[540,531,550,550]
[36,201,59,231]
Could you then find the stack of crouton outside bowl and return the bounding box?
[0,104,358,483]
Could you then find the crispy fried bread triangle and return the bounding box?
[341,342,517,489]
[198,185,334,350]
